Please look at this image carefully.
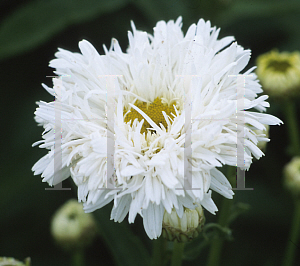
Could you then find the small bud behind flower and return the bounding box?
[284,157,300,198]
[0,257,30,266]
[51,199,97,251]
[162,204,205,242]
[256,50,300,98]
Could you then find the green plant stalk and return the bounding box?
[170,242,185,266]
[281,99,300,266]
[283,101,300,266]
[206,167,236,266]
[206,199,232,266]
[284,101,300,156]
[282,199,300,266]
[71,250,85,266]
[151,236,166,266]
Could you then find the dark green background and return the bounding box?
[1,0,300,265]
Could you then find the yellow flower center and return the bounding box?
[124,97,176,134]
[266,59,291,72]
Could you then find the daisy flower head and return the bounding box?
[32,17,282,239]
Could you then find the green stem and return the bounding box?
[206,200,232,266]
[284,101,300,156]
[151,236,166,266]
[170,242,185,266]
[281,98,300,266]
[71,250,85,266]
[282,199,300,266]
[206,167,236,266]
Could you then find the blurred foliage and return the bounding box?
[0,0,129,61]
[0,0,299,265]
[1,0,300,61]
[93,203,151,266]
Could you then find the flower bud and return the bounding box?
[162,204,205,242]
[51,199,97,251]
[284,157,300,197]
[256,50,300,98]
[0,257,30,266]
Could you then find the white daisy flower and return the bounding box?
[32,17,282,239]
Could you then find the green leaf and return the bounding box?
[93,203,150,266]
[0,0,129,61]
[228,202,251,225]
[183,234,209,261]
[183,223,233,261]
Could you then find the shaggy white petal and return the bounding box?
[111,194,132,223]
[142,202,164,239]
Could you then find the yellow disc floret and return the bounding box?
[124,97,176,134]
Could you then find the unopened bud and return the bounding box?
[284,157,300,197]
[162,204,205,242]
[0,257,30,266]
[256,50,300,98]
[51,199,97,251]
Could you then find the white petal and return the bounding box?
[111,194,131,222]
[83,190,114,213]
[201,190,218,214]
[142,202,164,239]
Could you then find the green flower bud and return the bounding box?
[0,257,30,266]
[51,199,97,251]
[162,204,205,242]
[256,50,300,99]
[284,157,300,198]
